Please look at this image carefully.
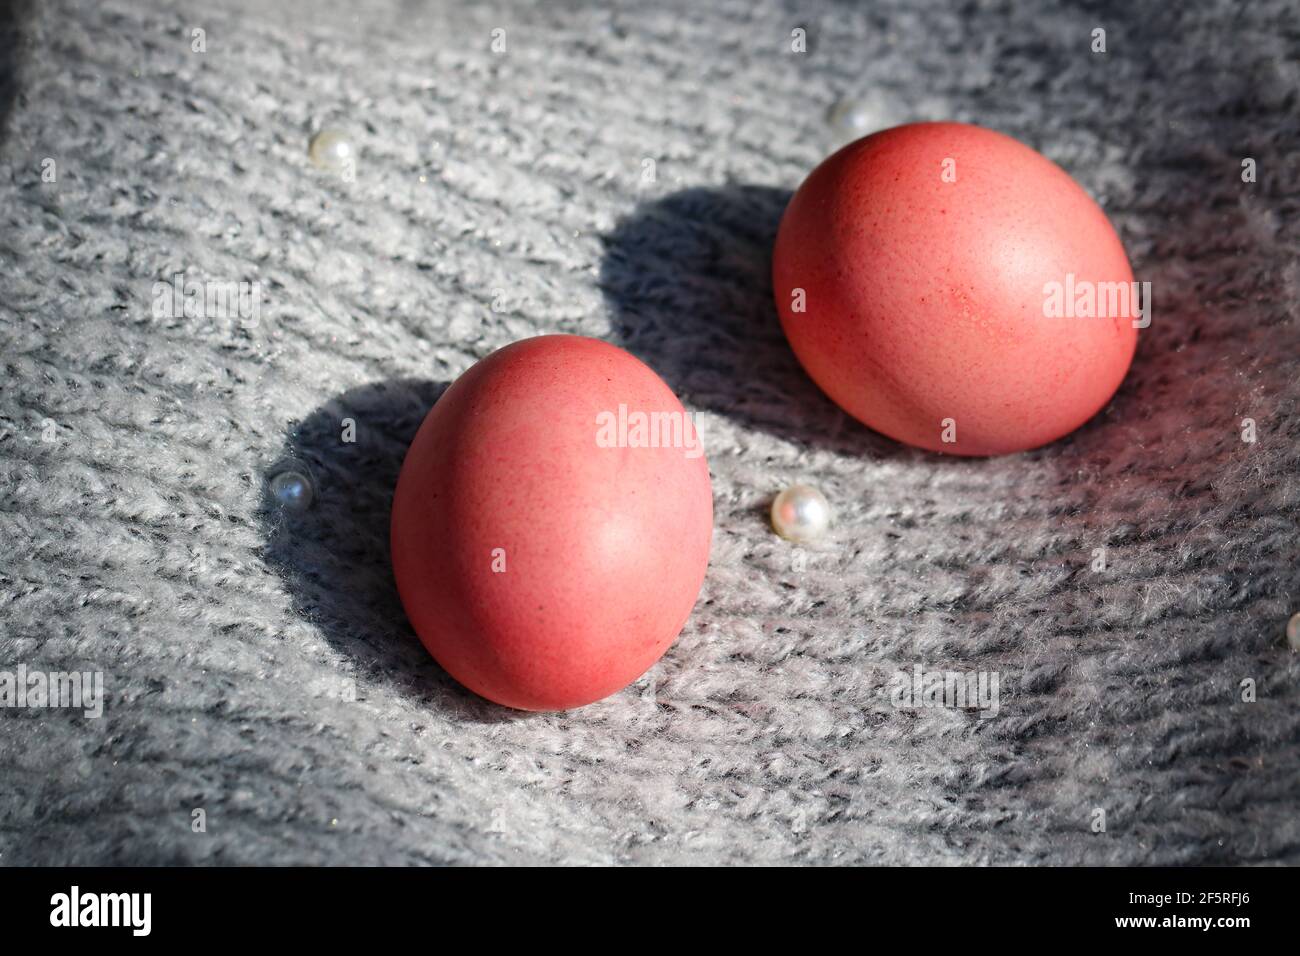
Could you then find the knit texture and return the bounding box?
[1,0,1297,865]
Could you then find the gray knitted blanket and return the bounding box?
[1,0,1297,865]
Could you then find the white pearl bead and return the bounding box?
[771,484,832,543]
[827,92,908,142]
[826,97,875,136]
[308,129,355,175]
[270,469,314,513]
[1288,613,1300,652]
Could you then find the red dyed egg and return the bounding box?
[391,335,713,711]
[773,122,1140,456]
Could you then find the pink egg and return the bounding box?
[773,121,1140,456]
[391,335,713,711]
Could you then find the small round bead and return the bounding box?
[269,469,314,513]
[1287,613,1300,652]
[828,92,905,141]
[771,484,832,543]
[826,96,875,137]
[308,129,355,175]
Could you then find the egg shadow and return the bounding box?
[259,377,537,724]
[599,184,922,460]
